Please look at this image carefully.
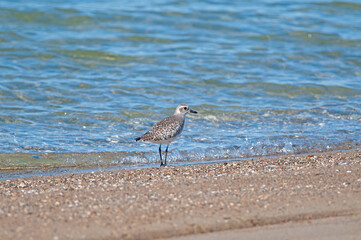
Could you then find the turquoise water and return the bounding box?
[0,0,361,169]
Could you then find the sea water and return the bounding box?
[0,0,360,172]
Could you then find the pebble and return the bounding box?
[0,149,360,240]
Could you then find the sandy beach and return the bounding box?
[1,149,361,240]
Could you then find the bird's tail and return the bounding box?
[134,137,141,142]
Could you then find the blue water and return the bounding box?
[0,0,361,169]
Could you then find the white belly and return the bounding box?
[150,135,179,144]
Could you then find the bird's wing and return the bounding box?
[140,116,183,142]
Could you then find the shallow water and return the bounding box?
[0,0,361,171]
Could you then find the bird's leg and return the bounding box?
[159,144,163,167]
[164,144,169,166]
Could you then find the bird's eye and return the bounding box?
[184,107,187,110]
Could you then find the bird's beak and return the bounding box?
[190,108,198,114]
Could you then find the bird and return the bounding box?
[135,104,198,166]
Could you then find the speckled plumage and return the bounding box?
[138,114,184,144]
[135,104,198,166]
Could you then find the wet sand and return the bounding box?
[1,149,361,240]
[168,215,361,240]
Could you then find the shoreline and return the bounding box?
[1,145,359,178]
[1,141,359,175]
[1,149,360,239]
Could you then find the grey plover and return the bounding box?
[135,104,197,166]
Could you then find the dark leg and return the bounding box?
[159,144,163,167]
[164,144,169,166]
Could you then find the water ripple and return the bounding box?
[0,0,360,170]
